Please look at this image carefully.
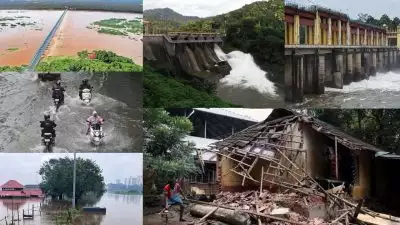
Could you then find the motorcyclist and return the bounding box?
[79,79,92,100]
[40,113,56,139]
[52,80,65,104]
[86,111,104,135]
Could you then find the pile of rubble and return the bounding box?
[188,184,399,225]
[213,190,325,223]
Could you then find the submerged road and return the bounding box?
[28,9,68,71]
[0,72,142,152]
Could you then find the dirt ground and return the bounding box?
[144,205,197,225]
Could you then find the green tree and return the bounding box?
[143,108,199,193]
[311,109,400,154]
[39,157,106,204]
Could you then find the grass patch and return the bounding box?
[98,28,127,36]
[7,48,18,52]
[144,66,237,107]
[0,65,27,72]
[36,50,142,72]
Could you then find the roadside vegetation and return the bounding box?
[0,65,27,72]
[36,50,142,72]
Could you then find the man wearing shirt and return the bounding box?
[163,179,186,222]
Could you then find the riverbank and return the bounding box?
[36,50,142,72]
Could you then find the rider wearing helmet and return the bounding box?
[40,113,56,138]
[79,79,92,100]
[52,80,65,104]
[86,111,104,135]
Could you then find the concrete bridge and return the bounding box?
[28,9,67,71]
[284,4,400,102]
[144,32,230,82]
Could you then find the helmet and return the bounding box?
[44,113,50,120]
[56,80,61,86]
[83,79,88,84]
[92,111,98,117]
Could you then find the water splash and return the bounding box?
[214,44,277,96]
[326,71,400,93]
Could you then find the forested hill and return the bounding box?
[144,8,201,23]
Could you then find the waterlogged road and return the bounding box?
[289,70,400,108]
[0,72,142,152]
[214,45,284,107]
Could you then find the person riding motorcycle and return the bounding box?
[86,111,104,135]
[40,113,56,139]
[52,80,65,104]
[79,79,92,100]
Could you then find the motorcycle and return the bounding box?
[53,94,63,112]
[81,88,92,105]
[89,123,104,146]
[42,132,54,152]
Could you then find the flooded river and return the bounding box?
[290,70,400,108]
[0,193,142,225]
[45,11,143,65]
[0,10,63,66]
[0,72,142,152]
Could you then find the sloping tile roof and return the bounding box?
[214,109,383,153]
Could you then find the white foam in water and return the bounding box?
[214,44,277,96]
[326,71,400,93]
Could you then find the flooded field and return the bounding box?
[0,10,63,66]
[45,11,143,65]
[0,193,142,225]
[0,72,142,152]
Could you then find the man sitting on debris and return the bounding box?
[163,179,186,222]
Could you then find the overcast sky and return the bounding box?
[224,108,272,121]
[0,153,142,185]
[290,0,400,19]
[144,0,261,17]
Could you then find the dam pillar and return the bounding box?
[362,51,370,79]
[345,51,353,84]
[332,50,344,88]
[285,52,304,102]
[395,50,398,68]
[384,50,389,71]
[315,53,325,94]
[371,51,377,76]
[354,51,362,81]
[293,54,304,102]
[304,55,314,94]
[378,51,384,72]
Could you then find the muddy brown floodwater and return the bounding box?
[0,193,142,225]
[45,11,143,65]
[0,10,63,66]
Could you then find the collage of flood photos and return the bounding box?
[1,0,400,224]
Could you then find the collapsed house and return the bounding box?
[190,109,400,225]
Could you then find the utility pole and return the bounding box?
[72,152,76,209]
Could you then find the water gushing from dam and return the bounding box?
[214,45,283,107]
[290,70,400,108]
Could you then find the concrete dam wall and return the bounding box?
[143,34,231,83]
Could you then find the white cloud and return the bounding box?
[144,0,262,17]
